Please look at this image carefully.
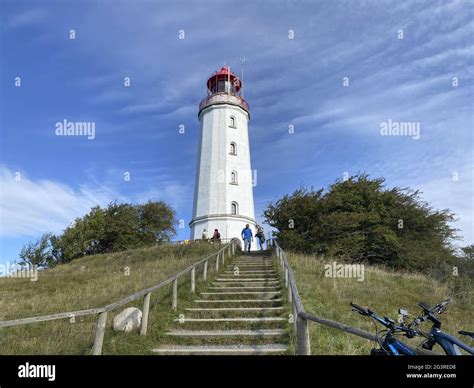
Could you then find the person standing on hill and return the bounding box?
[255,225,265,250]
[241,224,253,254]
[211,228,221,243]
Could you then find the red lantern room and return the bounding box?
[206,66,242,95]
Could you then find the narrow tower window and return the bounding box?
[231,202,238,215]
[229,116,236,128]
[230,142,237,155]
[230,170,238,185]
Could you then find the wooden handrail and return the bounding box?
[0,308,107,329]
[300,312,377,342]
[0,238,241,355]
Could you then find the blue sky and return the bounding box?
[0,0,472,266]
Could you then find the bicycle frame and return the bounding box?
[428,328,474,355]
[368,313,418,356]
[351,300,474,356]
[382,332,418,355]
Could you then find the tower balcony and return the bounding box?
[198,93,250,117]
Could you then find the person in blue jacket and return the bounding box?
[241,224,253,254]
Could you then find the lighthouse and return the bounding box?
[190,66,257,249]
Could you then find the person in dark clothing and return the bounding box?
[211,228,221,243]
[255,225,265,250]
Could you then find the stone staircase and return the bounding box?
[152,252,290,355]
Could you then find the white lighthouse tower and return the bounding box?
[190,66,257,249]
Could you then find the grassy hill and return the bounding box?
[1,243,472,355]
[0,242,222,355]
[287,252,473,355]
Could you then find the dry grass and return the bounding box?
[287,252,474,355]
[0,242,221,354]
[3,245,470,356]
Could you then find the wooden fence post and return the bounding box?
[293,304,298,334]
[215,253,219,271]
[288,284,293,303]
[222,250,225,264]
[191,266,196,293]
[284,267,288,287]
[203,260,208,281]
[172,277,178,310]
[92,311,108,355]
[140,293,151,336]
[296,316,311,355]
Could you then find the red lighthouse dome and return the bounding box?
[199,66,249,117]
[206,66,242,94]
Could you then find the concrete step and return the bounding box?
[222,270,278,274]
[212,286,280,289]
[213,279,280,283]
[225,268,275,272]
[166,329,286,338]
[224,267,276,269]
[222,267,277,275]
[220,272,278,276]
[212,281,280,286]
[185,307,284,312]
[224,267,276,270]
[216,277,279,282]
[232,261,273,264]
[229,262,274,265]
[174,317,286,323]
[194,299,283,304]
[215,278,279,282]
[184,309,285,319]
[229,260,273,265]
[200,291,281,299]
[209,286,280,290]
[214,278,279,282]
[151,344,288,355]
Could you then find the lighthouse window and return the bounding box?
[230,171,238,185]
[231,202,238,215]
[230,142,237,155]
[229,116,236,128]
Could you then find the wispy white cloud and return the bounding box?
[0,166,189,238]
[4,8,48,29]
[0,166,120,237]
[414,170,473,246]
[1,0,472,247]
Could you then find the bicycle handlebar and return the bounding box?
[418,299,450,314]
[350,300,450,337]
[412,299,451,328]
[350,302,370,316]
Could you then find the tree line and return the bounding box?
[264,174,473,278]
[19,201,176,268]
[19,174,472,286]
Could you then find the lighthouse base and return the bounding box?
[190,214,259,251]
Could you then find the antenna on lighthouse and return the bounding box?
[240,56,246,98]
[228,65,231,96]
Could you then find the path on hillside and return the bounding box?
[152,252,290,355]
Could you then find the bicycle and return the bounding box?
[350,300,473,355]
[407,300,473,356]
[350,302,421,355]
